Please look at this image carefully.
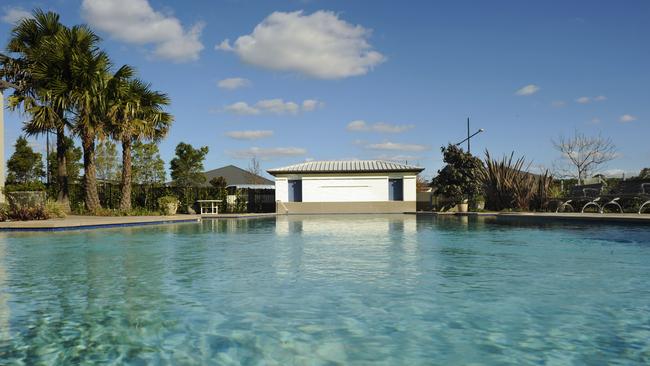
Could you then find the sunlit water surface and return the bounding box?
[1,215,649,365]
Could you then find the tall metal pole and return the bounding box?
[0,91,4,203]
[467,117,470,153]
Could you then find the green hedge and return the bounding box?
[45,184,244,213]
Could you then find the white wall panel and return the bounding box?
[275,178,288,202]
[273,173,418,203]
[302,177,388,202]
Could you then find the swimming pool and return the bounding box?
[1,215,649,364]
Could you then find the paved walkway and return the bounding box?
[0,215,200,231]
[0,213,278,231]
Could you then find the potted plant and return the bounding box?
[470,195,485,211]
[431,144,484,213]
[158,195,179,215]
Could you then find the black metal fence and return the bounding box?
[46,184,275,213]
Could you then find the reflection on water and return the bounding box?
[274,215,420,284]
[0,216,649,364]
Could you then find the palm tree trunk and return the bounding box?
[119,138,132,211]
[55,128,71,213]
[82,132,101,212]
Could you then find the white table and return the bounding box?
[197,200,222,215]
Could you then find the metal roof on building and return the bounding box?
[267,160,424,176]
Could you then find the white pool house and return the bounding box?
[267,160,424,214]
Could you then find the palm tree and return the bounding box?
[42,24,128,212]
[108,78,171,211]
[3,10,73,211]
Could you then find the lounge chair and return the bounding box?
[597,180,650,214]
[553,183,605,213]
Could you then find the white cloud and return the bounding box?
[365,141,429,152]
[515,84,540,96]
[225,130,273,140]
[589,117,601,124]
[217,77,251,90]
[216,10,385,79]
[224,102,260,115]
[576,95,607,104]
[375,154,421,162]
[619,114,637,123]
[256,99,300,115]
[81,0,204,62]
[551,100,567,108]
[302,99,324,111]
[216,39,232,51]
[1,6,31,24]
[228,147,307,160]
[347,120,368,131]
[346,120,414,133]
[224,99,323,115]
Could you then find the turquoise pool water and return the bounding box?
[0,215,649,365]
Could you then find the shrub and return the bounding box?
[0,203,9,222]
[4,191,50,221]
[45,200,67,218]
[431,144,484,204]
[158,195,179,215]
[482,151,553,211]
[4,182,46,193]
[9,206,50,221]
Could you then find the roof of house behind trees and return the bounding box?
[203,165,273,186]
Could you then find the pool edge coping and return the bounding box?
[409,211,650,224]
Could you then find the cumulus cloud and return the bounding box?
[551,100,567,108]
[216,10,385,79]
[619,114,637,123]
[225,130,273,140]
[81,0,204,62]
[224,99,323,115]
[1,6,31,24]
[594,95,607,101]
[589,117,601,124]
[515,84,540,96]
[228,147,307,160]
[217,77,251,90]
[365,141,429,152]
[576,96,591,104]
[346,120,414,133]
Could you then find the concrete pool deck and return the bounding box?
[412,211,650,224]
[0,213,277,231]
[1,211,648,231]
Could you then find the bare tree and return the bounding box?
[246,156,262,184]
[552,131,617,185]
[416,175,431,192]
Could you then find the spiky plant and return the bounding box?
[481,151,553,211]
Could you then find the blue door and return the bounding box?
[288,180,302,202]
[389,179,403,201]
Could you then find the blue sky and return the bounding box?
[1,0,648,179]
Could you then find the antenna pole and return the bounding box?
[467,117,470,153]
